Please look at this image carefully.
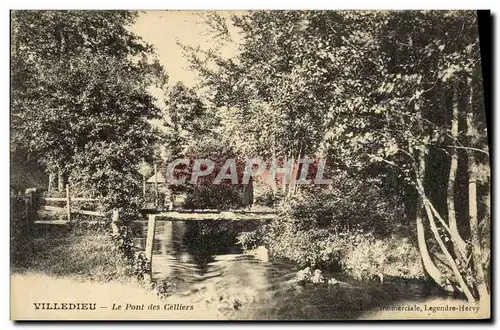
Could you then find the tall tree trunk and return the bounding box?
[271,135,277,195]
[288,142,303,199]
[281,152,291,197]
[416,148,474,300]
[466,78,489,301]
[414,150,446,288]
[448,83,467,255]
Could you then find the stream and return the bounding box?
[133,220,454,320]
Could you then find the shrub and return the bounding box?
[236,227,266,250]
[254,189,285,207]
[341,231,423,281]
[182,184,243,210]
[275,176,404,235]
[236,231,260,250]
[260,173,423,281]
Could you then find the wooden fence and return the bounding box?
[34,185,105,224]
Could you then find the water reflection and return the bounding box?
[133,220,281,295]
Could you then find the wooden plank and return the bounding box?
[44,197,67,202]
[157,211,277,219]
[34,220,68,225]
[45,197,98,202]
[35,219,107,225]
[72,197,99,202]
[42,205,104,217]
[145,214,156,263]
[140,208,275,214]
[132,218,275,223]
[42,205,66,212]
[74,209,105,217]
[132,211,277,222]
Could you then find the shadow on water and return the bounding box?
[132,219,457,320]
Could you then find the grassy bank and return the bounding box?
[11,225,133,284]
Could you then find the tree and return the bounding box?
[185,10,490,301]
[11,10,167,212]
[162,82,211,157]
[320,11,489,301]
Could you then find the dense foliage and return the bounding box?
[11,10,166,213]
[259,176,422,280]
[183,10,490,302]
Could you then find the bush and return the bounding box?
[236,230,264,250]
[182,184,243,210]
[264,224,341,269]
[340,231,423,281]
[275,176,404,235]
[254,189,284,207]
[260,173,423,281]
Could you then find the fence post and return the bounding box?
[145,214,156,274]
[111,210,119,235]
[24,188,36,234]
[154,164,158,208]
[65,184,71,222]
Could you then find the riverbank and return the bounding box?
[11,226,131,283]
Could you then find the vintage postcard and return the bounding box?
[10,10,491,320]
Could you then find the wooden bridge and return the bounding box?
[24,187,277,276]
[30,184,277,226]
[136,209,277,222]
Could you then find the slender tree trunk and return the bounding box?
[467,152,488,300]
[414,151,445,288]
[48,174,52,193]
[466,78,489,301]
[282,152,291,197]
[288,142,303,199]
[416,149,474,300]
[154,163,158,208]
[57,168,64,192]
[48,172,55,193]
[271,135,277,195]
[420,188,475,301]
[418,187,475,299]
[448,84,467,255]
